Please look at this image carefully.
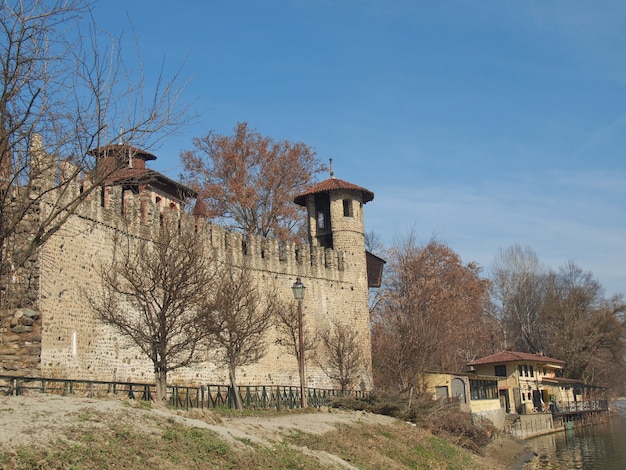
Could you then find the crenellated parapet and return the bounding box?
[51,174,348,282]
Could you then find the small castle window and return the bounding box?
[317,210,326,229]
[343,199,353,217]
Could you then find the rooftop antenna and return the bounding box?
[329,157,334,178]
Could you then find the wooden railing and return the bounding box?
[0,375,369,411]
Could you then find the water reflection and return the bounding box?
[524,407,626,469]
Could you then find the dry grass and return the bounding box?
[285,420,482,470]
[0,394,524,469]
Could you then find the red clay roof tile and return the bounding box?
[293,178,374,206]
[468,350,566,366]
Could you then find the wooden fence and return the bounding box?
[0,375,369,410]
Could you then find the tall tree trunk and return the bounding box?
[229,365,243,409]
[155,369,168,402]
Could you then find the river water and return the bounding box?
[523,402,626,469]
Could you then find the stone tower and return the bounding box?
[294,172,374,293]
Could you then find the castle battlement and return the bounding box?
[49,173,348,283]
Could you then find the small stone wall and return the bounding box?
[0,308,42,376]
[505,413,555,439]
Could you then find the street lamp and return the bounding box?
[291,277,306,408]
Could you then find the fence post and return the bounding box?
[276,386,281,411]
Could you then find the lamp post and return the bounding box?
[291,277,306,408]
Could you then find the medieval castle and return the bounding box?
[1,141,379,391]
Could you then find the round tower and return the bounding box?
[294,172,374,281]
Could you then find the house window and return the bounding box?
[524,365,529,377]
[435,386,448,401]
[530,366,534,377]
[343,199,353,217]
[495,365,507,377]
[518,365,523,376]
[470,379,498,400]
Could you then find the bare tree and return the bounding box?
[364,230,384,256]
[540,262,626,392]
[181,122,326,242]
[275,296,317,400]
[317,317,364,393]
[200,259,277,409]
[0,0,192,311]
[89,216,215,401]
[489,244,546,352]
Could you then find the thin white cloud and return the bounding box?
[366,169,626,296]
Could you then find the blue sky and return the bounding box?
[94,1,626,297]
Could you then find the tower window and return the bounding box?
[343,199,353,217]
[317,210,326,229]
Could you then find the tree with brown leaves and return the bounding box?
[372,235,492,394]
[181,122,325,241]
[89,217,215,401]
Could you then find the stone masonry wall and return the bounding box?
[27,181,372,390]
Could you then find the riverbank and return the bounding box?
[521,404,626,469]
[0,394,528,469]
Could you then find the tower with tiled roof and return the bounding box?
[294,163,374,291]
[294,163,374,260]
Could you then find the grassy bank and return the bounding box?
[0,396,527,469]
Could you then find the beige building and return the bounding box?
[425,372,503,428]
[1,143,377,392]
[467,350,569,414]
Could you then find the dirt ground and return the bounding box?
[0,393,530,468]
[0,394,395,447]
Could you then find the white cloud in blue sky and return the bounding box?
[94,0,626,296]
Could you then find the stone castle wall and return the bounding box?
[5,175,373,390]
